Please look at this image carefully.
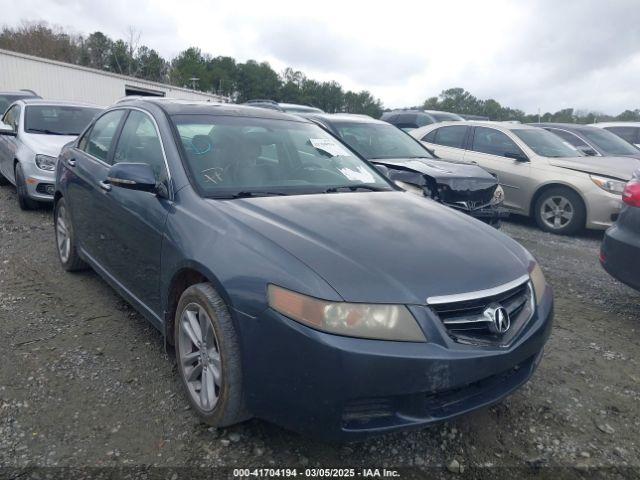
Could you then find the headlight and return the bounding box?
[491,184,505,206]
[590,175,626,195]
[267,285,426,342]
[394,180,424,196]
[529,262,547,304]
[35,154,57,171]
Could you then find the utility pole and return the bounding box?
[538,107,541,123]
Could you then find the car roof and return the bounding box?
[0,91,39,96]
[117,98,312,122]
[530,123,602,132]
[593,121,640,128]
[426,120,538,131]
[303,113,384,125]
[20,99,103,108]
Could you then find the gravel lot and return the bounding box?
[0,182,639,477]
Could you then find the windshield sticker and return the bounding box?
[339,165,376,183]
[309,138,352,157]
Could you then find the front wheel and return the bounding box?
[54,198,88,271]
[15,163,38,210]
[534,187,585,235]
[175,283,249,427]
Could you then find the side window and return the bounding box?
[83,110,125,163]
[432,125,468,148]
[422,129,437,143]
[114,110,167,180]
[471,127,524,157]
[605,127,638,144]
[547,128,588,148]
[2,105,21,131]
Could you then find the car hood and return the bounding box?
[219,191,530,304]
[23,133,77,157]
[371,157,497,192]
[548,156,640,181]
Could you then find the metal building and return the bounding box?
[0,48,226,106]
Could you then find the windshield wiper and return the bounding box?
[28,128,76,135]
[324,185,390,193]
[230,191,290,198]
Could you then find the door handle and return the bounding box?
[99,180,112,192]
[67,158,77,167]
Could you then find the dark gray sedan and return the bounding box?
[531,123,640,160]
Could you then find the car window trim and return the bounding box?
[469,126,529,161]
[77,109,128,167]
[113,107,174,199]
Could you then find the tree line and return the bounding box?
[2,22,638,122]
[0,22,384,117]
[418,87,640,123]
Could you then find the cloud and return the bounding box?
[1,0,640,114]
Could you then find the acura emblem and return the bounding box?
[484,303,510,334]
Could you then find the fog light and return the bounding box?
[46,185,55,195]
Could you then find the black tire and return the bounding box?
[54,197,88,271]
[534,186,586,235]
[174,283,250,427]
[15,163,39,210]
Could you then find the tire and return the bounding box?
[534,187,586,235]
[175,283,249,427]
[54,197,88,271]
[15,163,39,210]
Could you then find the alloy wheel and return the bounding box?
[56,205,72,263]
[178,303,222,412]
[540,195,574,230]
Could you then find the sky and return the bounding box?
[1,0,640,114]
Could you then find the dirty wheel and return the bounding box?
[54,197,87,271]
[15,163,38,210]
[175,283,249,427]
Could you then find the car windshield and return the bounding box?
[171,114,393,198]
[333,122,434,160]
[429,112,462,122]
[580,128,640,155]
[512,128,583,157]
[25,105,101,135]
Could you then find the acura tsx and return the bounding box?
[54,99,553,440]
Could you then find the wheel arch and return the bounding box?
[164,262,234,345]
[529,182,588,220]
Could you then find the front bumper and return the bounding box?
[585,189,624,230]
[601,221,640,291]
[22,160,55,202]
[237,286,553,440]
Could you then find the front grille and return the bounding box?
[438,185,496,211]
[429,279,533,346]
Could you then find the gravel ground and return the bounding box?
[0,183,639,477]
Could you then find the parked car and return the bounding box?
[600,170,640,291]
[592,122,640,149]
[244,99,324,114]
[411,121,640,234]
[380,109,464,131]
[0,99,101,209]
[303,113,507,226]
[0,90,40,115]
[54,98,552,440]
[530,123,640,159]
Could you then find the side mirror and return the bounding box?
[374,164,390,178]
[504,151,528,162]
[0,123,16,137]
[107,163,163,195]
[577,146,597,156]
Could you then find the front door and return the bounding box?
[0,104,21,183]
[463,126,532,213]
[99,109,171,315]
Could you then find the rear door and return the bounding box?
[65,109,126,264]
[0,104,21,183]
[419,125,469,162]
[463,126,532,213]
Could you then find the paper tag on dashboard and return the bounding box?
[309,138,352,157]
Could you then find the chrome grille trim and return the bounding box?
[426,274,530,305]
